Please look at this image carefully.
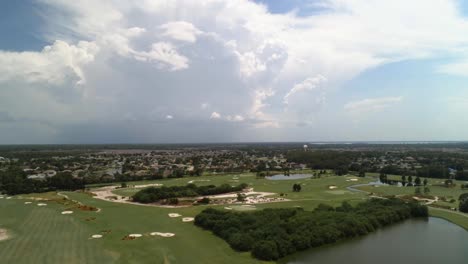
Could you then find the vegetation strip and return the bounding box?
[195,199,428,261]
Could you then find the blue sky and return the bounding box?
[1,0,468,143]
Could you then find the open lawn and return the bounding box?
[1,173,466,263]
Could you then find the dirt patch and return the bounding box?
[0,228,9,241]
[77,205,98,211]
[122,234,142,240]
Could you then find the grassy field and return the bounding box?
[355,174,468,231]
[1,173,466,263]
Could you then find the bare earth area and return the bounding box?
[0,229,9,241]
[91,185,286,207]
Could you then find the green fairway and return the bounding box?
[1,173,465,263]
[0,198,114,264]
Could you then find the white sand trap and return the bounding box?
[350,178,359,182]
[168,213,181,218]
[224,207,233,210]
[182,217,194,222]
[37,203,47,206]
[61,211,73,215]
[24,202,32,204]
[0,229,9,241]
[91,234,103,239]
[328,185,338,189]
[6,197,12,200]
[326,190,348,195]
[150,232,175,237]
[0,196,4,199]
[128,234,142,238]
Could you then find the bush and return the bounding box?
[195,199,428,261]
[251,241,279,260]
[133,183,248,203]
[197,197,211,204]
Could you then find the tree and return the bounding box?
[237,193,246,202]
[252,240,279,261]
[415,177,421,186]
[415,187,421,195]
[379,172,387,184]
[408,175,413,185]
[401,175,407,186]
[445,179,453,187]
[459,199,468,213]
[423,178,428,186]
[424,187,430,194]
[292,183,302,192]
[121,182,127,188]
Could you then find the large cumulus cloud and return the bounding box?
[1,0,468,143]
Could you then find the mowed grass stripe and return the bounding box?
[19,206,58,263]
[0,205,44,261]
[0,205,51,263]
[0,201,113,264]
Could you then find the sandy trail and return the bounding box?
[0,229,9,241]
[91,186,283,207]
[91,186,189,208]
[203,191,276,199]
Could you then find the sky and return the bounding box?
[1,0,468,144]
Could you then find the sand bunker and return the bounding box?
[168,213,181,218]
[0,229,9,241]
[187,179,210,184]
[6,197,12,200]
[150,232,175,237]
[328,185,338,189]
[91,234,103,239]
[224,207,233,210]
[37,203,47,206]
[134,183,163,188]
[24,202,32,204]
[61,211,73,215]
[0,196,4,199]
[128,234,142,238]
[182,217,194,222]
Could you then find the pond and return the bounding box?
[266,174,312,180]
[284,217,468,264]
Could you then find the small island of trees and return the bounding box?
[132,183,248,203]
[195,199,428,261]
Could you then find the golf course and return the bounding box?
[0,172,467,263]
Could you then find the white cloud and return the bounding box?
[160,21,201,43]
[437,61,468,77]
[0,40,98,85]
[284,75,327,105]
[210,112,221,119]
[134,42,189,71]
[2,0,468,142]
[344,97,403,114]
[166,115,174,120]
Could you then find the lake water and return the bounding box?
[266,174,312,180]
[284,217,468,264]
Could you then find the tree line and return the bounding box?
[195,199,428,261]
[0,166,84,195]
[132,183,248,203]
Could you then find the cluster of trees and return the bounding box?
[460,193,468,213]
[378,173,430,188]
[0,166,84,195]
[292,183,302,192]
[132,183,248,203]
[195,199,428,261]
[287,151,354,173]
